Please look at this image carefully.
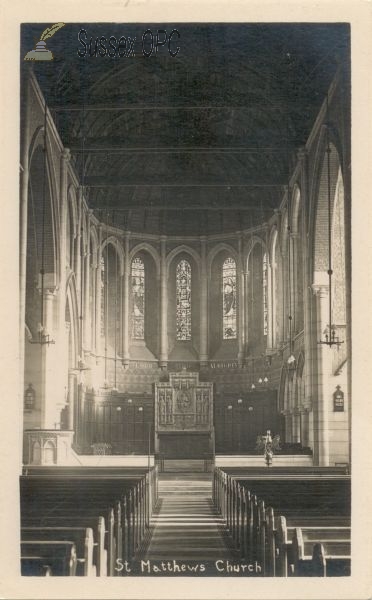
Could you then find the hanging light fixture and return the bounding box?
[30,98,55,346]
[318,95,344,348]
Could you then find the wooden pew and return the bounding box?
[213,467,351,578]
[22,515,107,576]
[20,541,77,576]
[21,472,151,575]
[21,559,52,576]
[21,527,95,576]
[275,516,351,577]
[291,527,351,576]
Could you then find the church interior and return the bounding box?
[19,23,351,577]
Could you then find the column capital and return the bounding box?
[61,148,71,162]
[311,283,329,298]
[297,146,308,162]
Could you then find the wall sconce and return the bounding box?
[287,353,297,371]
[333,385,344,412]
[248,406,253,412]
[227,405,233,411]
[237,398,243,405]
[127,398,133,404]
[24,383,36,410]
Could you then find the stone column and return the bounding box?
[290,232,298,334]
[238,236,245,366]
[122,232,130,367]
[95,225,103,356]
[19,74,31,400]
[340,77,351,468]
[83,212,92,349]
[301,375,313,449]
[312,282,331,466]
[266,255,273,350]
[67,370,76,430]
[280,245,288,346]
[298,148,313,428]
[292,410,301,443]
[58,149,70,336]
[243,269,249,354]
[199,236,208,367]
[40,288,60,429]
[75,197,82,305]
[283,411,292,443]
[159,236,168,369]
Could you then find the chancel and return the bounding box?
[19,23,351,577]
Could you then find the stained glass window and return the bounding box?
[222,258,237,339]
[263,252,268,336]
[131,257,145,339]
[176,259,191,340]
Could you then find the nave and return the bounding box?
[18,23,352,583]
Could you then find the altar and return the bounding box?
[154,371,214,459]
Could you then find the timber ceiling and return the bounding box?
[21,23,350,235]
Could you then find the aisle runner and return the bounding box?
[134,474,262,576]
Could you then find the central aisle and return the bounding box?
[140,473,239,563]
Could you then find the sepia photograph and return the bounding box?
[1,3,372,599]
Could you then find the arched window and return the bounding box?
[222,258,237,339]
[176,259,191,340]
[262,252,268,336]
[131,257,145,339]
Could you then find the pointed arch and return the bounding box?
[100,235,125,276]
[207,243,239,275]
[245,235,267,272]
[130,242,160,275]
[166,245,201,272]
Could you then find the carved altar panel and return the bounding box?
[155,371,213,432]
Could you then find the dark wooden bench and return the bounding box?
[21,541,77,576]
[291,527,351,576]
[21,527,95,576]
[20,468,158,576]
[213,467,351,577]
[22,516,107,576]
[21,558,53,576]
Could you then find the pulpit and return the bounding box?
[155,371,214,459]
